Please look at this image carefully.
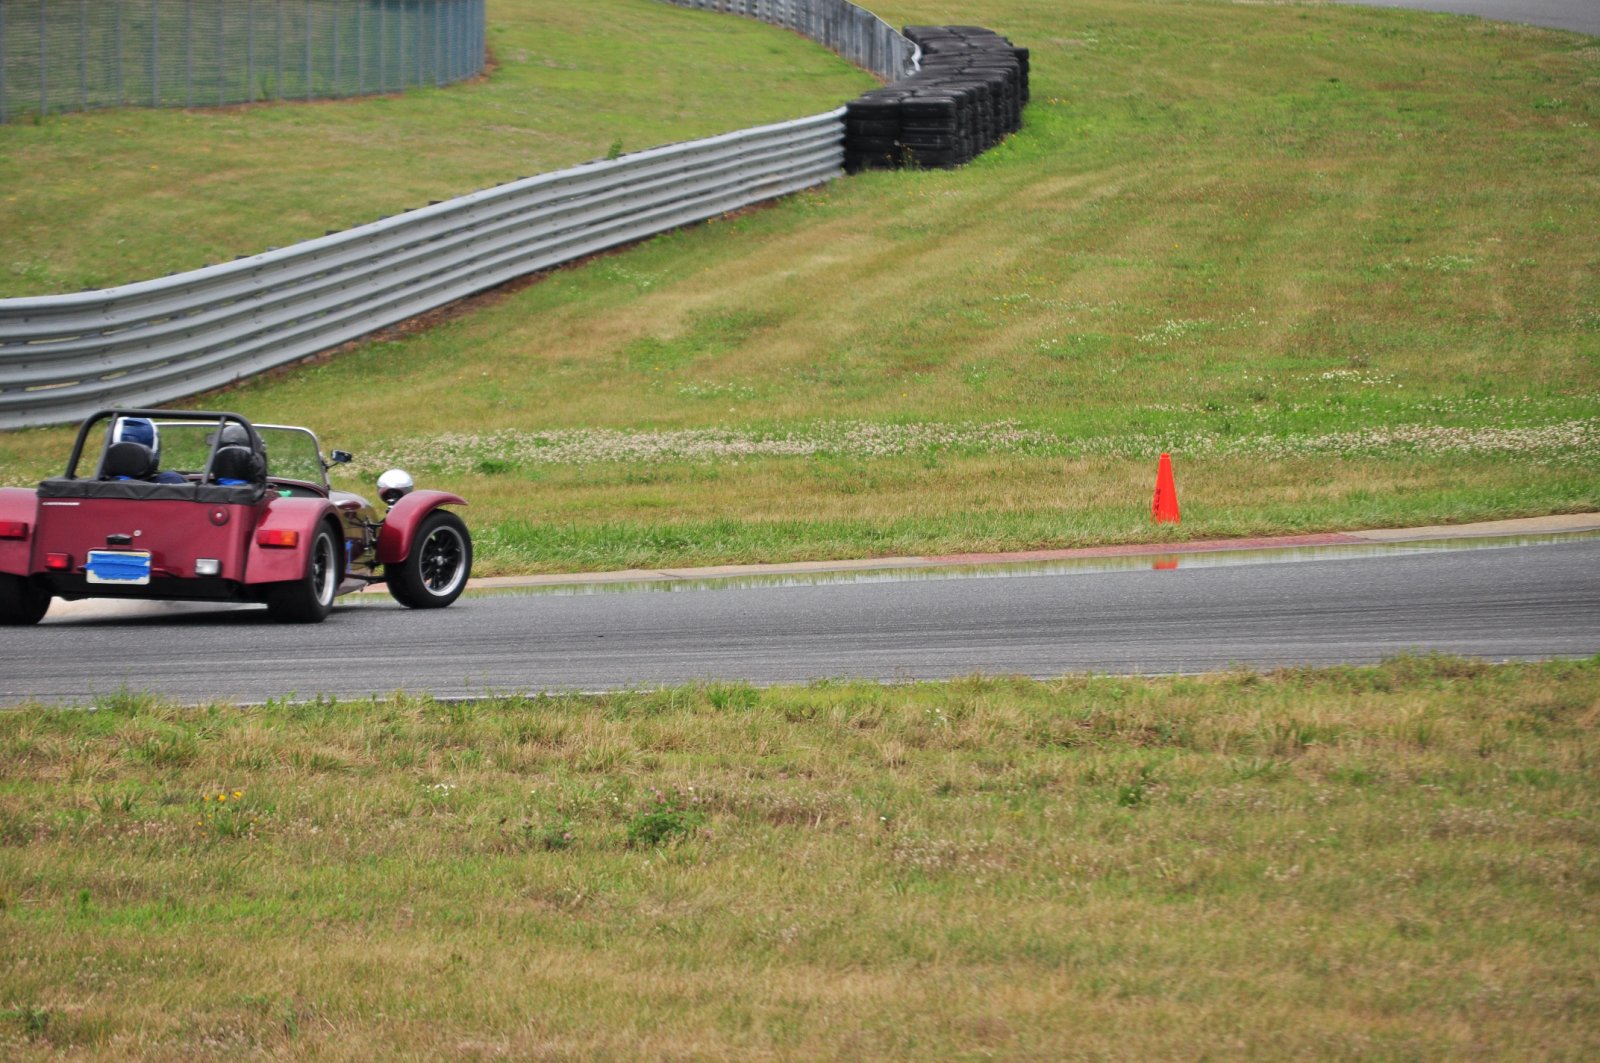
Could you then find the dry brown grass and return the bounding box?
[1,658,1597,1058]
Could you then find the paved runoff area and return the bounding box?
[1328,0,1599,37]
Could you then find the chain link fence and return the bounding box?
[0,0,486,123]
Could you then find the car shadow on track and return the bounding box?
[39,600,396,626]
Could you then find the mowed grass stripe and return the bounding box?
[2,1,1595,573]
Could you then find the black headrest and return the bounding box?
[210,445,264,483]
[103,441,156,479]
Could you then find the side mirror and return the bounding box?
[330,450,353,465]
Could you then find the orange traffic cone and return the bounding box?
[1152,453,1180,524]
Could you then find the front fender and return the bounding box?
[0,487,40,577]
[243,497,340,585]
[376,490,468,565]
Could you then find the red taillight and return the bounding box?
[256,529,299,548]
[45,552,72,571]
[0,520,27,540]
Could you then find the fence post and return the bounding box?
[357,1,365,95]
[185,0,194,108]
[78,0,88,112]
[333,3,341,96]
[0,1,6,124]
[150,0,159,107]
[303,0,312,101]
[38,0,47,117]
[275,0,284,100]
[245,0,254,102]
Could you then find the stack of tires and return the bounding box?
[844,25,1029,173]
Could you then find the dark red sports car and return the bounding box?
[0,409,471,624]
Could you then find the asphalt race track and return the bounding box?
[4,538,1598,705]
[1329,0,1599,36]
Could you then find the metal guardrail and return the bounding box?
[658,0,917,82]
[0,111,846,429]
[0,0,488,124]
[0,2,913,430]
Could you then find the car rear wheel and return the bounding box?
[0,573,50,626]
[265,525,340,623]
[387,511,471,609]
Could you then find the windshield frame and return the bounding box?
[152,421,331,491]
[59,410,333,492]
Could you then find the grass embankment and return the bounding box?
[2,1,1597,573]
[0,0,876,296]
[1,656,1596,1059]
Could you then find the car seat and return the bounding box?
[210,445,264,485]
[102,441,157,480]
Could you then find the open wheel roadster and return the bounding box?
[0,409,472,624]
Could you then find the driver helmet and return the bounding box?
[112,416,161,464]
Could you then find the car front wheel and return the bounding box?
[265,525,340,623]
[387,511,472,609]
[0,573,50,626]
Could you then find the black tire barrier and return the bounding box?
[844,25,1030,173]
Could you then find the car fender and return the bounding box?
[243,497,341,585]
[376,491,468,565]
[0,487,39,577]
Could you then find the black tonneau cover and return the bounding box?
[38,478,265,506]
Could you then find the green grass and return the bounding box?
[0,0,877,296]
[2,0,1597,574]
[0,656,1596,1058]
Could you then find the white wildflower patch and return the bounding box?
[675,381,757,401]
[1424,254,1477,274]
[355,422,1060,474]
[354,417,1600,473]
[1137,318,1208,344]
[1136,310,1264,346]
[1308,369,1396,387]
[1218,422,1600,462]
[597,264,659,291]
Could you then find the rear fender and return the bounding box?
[243,497,340,585]
[376,491,468,565]
[0,488,39,577]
